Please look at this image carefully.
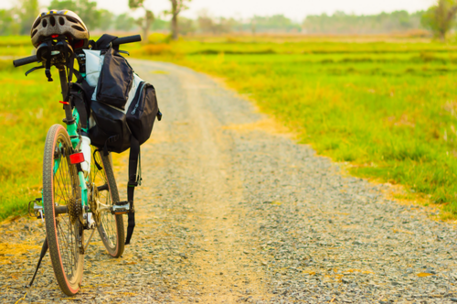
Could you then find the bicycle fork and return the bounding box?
[58,68,91,223]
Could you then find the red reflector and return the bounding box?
[69,153,85,164]
[51,34,59,38]
[59,101,69,105]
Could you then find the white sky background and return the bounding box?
[0,0,437,20]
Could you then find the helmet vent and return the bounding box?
[31,29,38,38]
[71,25,85,32]
[50,16,56,26]
[66,16,78,24]
[59,17,65,26]
[42,19,47,27]
[32,19,40,29]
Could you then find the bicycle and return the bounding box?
[13,33,141,296]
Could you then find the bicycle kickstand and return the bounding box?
[26,237,48,288]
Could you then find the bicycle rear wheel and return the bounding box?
[43,124,84,296]
[91,149,125,257]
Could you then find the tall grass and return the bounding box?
[0,60,61,220]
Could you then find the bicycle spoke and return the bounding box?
[47,133,82,289]
[57,221,73,277]
[57,215,77,273]
[89,149,123,257]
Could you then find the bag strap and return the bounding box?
[73,69,95,100]
[125,136,142,245]
[70,68,96,132]
[67,53,75,83]
[62,55,89,130]
[69,84,88,129]
[93,34,119,51]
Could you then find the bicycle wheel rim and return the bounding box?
[91,148,124,257]
[43,125,84,295]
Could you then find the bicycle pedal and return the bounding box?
[112,201,130,215]
[28,198,44,221]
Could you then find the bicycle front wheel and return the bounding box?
[43,124,84,296]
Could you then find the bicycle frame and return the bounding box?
[54,67,89,211]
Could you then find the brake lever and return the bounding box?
[25,64,44,76]
[118,50,130,56]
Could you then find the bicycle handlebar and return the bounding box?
[13,55,39,67]
[12,34,142,68]
[111,35,142,47]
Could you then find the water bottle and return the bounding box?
[80,135,91,173]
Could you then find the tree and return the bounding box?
[250,14,300,33]
[135,10,154,41]
[301,10,424,35]
[151,17,170,31]
[177,17,196,35]
[0,9,19,35]
[115,13,136,31]
[128,0,154,42]
[422,0,457,41]
[49,0,77,11]
[77,0,101,29]
[165,0,191,40]
[98,9,114,31]
[49,0,102,30]
[195,11,234,35]
[197,11,215,34]
[18,0,40,35]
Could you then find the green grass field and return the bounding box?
[0,60,62,220]
[147,35,457,217]
[2,34,457,219]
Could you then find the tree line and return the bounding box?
[1,0,457,41]
[0,0,190,41]
[303,11,424,34]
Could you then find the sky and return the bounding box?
[1,0,437,20]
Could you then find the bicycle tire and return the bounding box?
[43,124,84,296]
[91,149,125,257]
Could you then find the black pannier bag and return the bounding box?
[88,101,132,153]
[75,34,161,245]
[95,47,133,110]
[126,82,158,144]
[87,73,159,154]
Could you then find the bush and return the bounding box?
[147,33,171,44]
[141,44,172,55]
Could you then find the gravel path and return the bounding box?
[2,60,457,303]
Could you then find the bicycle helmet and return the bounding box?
[31,10,89,49]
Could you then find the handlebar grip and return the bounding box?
[111,35,142,46]
[13,55,39,67]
